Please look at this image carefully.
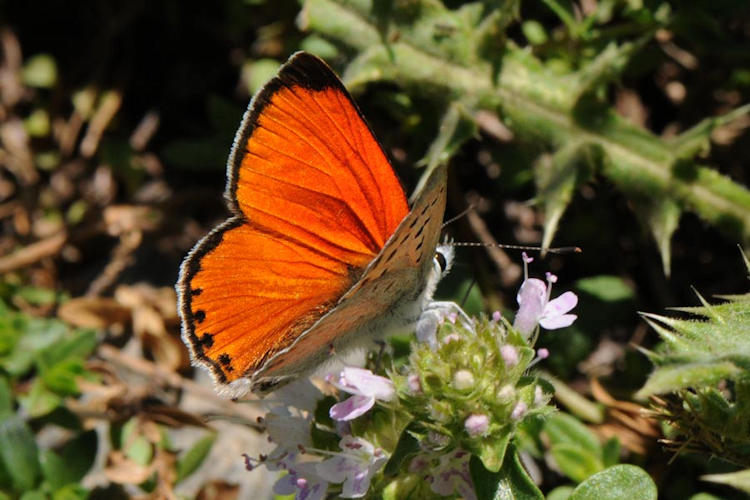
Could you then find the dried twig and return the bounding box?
[97,344,263,424]
[0,231,67,273]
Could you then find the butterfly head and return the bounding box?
[420,241,454,308]
[434,242,454,278]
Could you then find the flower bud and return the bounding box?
[452,369,475,390]
[464,414,490,436]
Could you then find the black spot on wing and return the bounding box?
[198,333,214,349]
[194,310,206,323]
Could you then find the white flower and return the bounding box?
[513,273,578,337]
[316,436,387,498]
[327,367,395,421]
[272,458,329,500]
[265,410,312,459]
[430,450,476,500]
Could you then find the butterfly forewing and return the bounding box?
[178,53,410,396]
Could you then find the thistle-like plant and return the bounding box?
[298,0,750,275]
[637,250,750,492]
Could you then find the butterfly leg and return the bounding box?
[416,301,474,349]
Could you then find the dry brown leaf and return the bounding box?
[58,296,131,331]
[105,450,154,485]
[116,283,177,320]
[590,378,661,455]
[142,332,189,373]
[196,481,240,500]
[103,205,161,236]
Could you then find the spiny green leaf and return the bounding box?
[629,196,680,276]
[636,361,742,399]
[535,142,597,253]
[701,468,750,494]
[419,102,477,173]
[668,103,750,159]
[571,39,647,103]
[304,0,750,252]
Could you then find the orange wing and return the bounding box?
[178,52,409,392]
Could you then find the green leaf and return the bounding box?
[550,444,603,483]
[41,358,88,395]
[19,378,63,418]
[547,486,575,500]
[19,491,46,500]
[0,377,11,414]
[476,432,511,473]
[15,287,58,306]
[635,361,742,399]
[37,329,97,371]
[575,276,635,303]
[543,414,601,456]
[0,414,41,492]
[299,35,339,60]
[176,433,217,483]
[120,418,153,466]
[535,143,596,253]
[22,54,58,88]
[521,21,548,45]
[303,0,750,250]
[51,483,89,500]
[601,438,621,468]
[629,196,680,276]
[384,424,421,477]
[242,58,281,95]
[419,102,477,173]
[569,465,657,500]
[40,430,97,490]
[469,446,543,500]
[2,317,68,376]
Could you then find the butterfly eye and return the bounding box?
[434,251,447,273]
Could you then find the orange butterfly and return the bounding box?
[178,52,452,397]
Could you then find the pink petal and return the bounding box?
[544,291,578,316]
[540,313,577,330]
[330,395,375,421]
[513,279,547,335]
[339,367,395,400]
[500,345,519,367]
[316,456,351,484]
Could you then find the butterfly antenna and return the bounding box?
[451,242,582,255]
[442,204,476,229]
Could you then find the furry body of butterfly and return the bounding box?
[177,52,457,398]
